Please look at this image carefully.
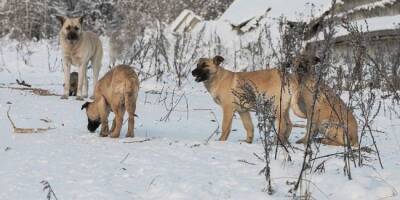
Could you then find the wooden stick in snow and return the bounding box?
[6,106,55,134]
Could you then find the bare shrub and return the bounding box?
[233,80,294,194]
[41,180,58,200]
[167,26,206,87]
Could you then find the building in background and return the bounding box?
[170,10,202,33]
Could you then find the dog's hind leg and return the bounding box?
[125,92,137,138]
[238,111,254,143]
[219,106,234,141]
[76,62,88,100]
[274,94,293,144]
[275,110,293,144]
[110,101,124,138]
[320,127,352,147]
[319,138,342,146]
[82,66,88,99]
[91,48,103,99]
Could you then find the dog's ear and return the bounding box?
[81,102,90,110]
[78,15,85,25]
[56,16,65,26]
[213,55,224,66]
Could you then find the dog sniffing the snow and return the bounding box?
[82,65,139,138]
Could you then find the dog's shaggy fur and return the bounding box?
[192,55,358,146]
[192,56,303,143]
[57,16,103,100]
[82,65,139,138]
[291,55,359,146]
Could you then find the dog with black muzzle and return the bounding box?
[56,15,103,100]
[81,65,139,138]
[192,56,304,144]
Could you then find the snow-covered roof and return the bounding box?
[345,0,397,14]
[220,0,335,25]
[169,9,202,33]
[336,15,400,37]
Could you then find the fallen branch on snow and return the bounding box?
[16,79,32,87]
[123,138,151,143]
[0,86,59,96]
[6,106,55,134]
[238,159,256,165]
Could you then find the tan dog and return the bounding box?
[81,65,139,138]
[291,55,359,146]
[192,56,299,143]
[56,16,103,100]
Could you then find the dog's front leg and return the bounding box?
[82,66,88,99]
[61,61,71,99]
[219,106,234,141]
[76,63,88,100]
[110,118,116,133]
[99,99,110,137]
[110,105,124,138]
[91,58,102,99]
[99,120,110,137]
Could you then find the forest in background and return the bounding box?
[0,0,233,40]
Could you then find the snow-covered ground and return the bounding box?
[0,36,400,200]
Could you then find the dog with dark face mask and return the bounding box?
[81,65,139,138]
[56,16,103,100]
[192,56,304,144]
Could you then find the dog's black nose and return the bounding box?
[192,69,198,76]
[67,32,78,41]
[88,125,96,133]
[87,118,100,132]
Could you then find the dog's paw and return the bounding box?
[99,132,109,137]
[76,96,84,101]
[219,137,227,142]
[245,139,253,144]
[126,133,134,138]
[238,139,252,144]
[110,133,120,138]
[296,138,305,144]
[60,95,68,100]
[82,94,88,99]
[90,95,95,100]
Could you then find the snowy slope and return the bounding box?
[1,1,400,199]
[0,36,400,200]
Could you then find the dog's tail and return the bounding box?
[290,90,307,119]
